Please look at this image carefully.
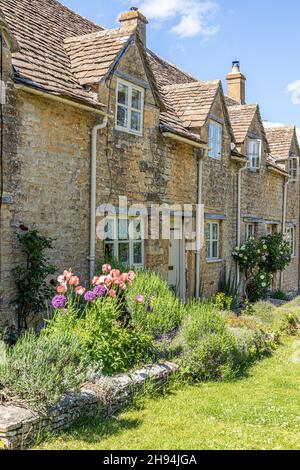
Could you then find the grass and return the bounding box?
[35,337,300,450]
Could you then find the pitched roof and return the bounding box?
[161,81,221,129]
[227,104,257,143]
[0,0,104,106]
[264,126,299,162]
[266,155,288,176]
[64,28,132,86]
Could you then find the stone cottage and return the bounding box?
[0,0,299,328]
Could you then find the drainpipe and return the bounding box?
[195,149,206,299]
[280,176,290,289]
[236,161,248,285]
[89,117,108,279]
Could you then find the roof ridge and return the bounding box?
[64,27,126,44]
[162,80,220,90]
[146,49,198,83]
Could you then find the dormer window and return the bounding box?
[247,139,261,170]
[288,156,299,182]
[208,120,222,160]
[116,79,144,135]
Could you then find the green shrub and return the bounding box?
[279,313,299,336]
[218,269,240,308]
[271,290,289,301]
[126,271,184,337]
[214,292,233,311]
[230,327,277,366]
[180,332,237,382]
[0,331,87,408]
[75,298,152,375]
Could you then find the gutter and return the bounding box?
[236,160,248,285]
[280,176,290,290]
[162,131,207,149]
[89,118,109,279]
[195,149,207,298]
[15,83,111,118]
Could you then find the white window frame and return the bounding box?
[247,138,262,170]
[104,217,145,267]
[288,156,299,182]
[115,78,144,136]
[208,120,222,160]
[286,226,296,258]
[205,221,220,261]
[245,223,255,241]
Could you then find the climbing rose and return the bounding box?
[135,295,145,303]
[69,276,79,287]
[56,284,67,294]
[75,286,86,296]
[102,264,112,274]
[84,291,96,302]
[52,295,67,309]
[93,285,107,297]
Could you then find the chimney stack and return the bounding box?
[226,61,246,105]
[119,7,148,46]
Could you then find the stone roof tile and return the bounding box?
[264,126,298,162]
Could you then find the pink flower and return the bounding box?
[57,284,67,294]
[135,295,145,303]
[104,276,113,287]
[108,289,117,298]
[69,276,79,287]
[91,276,99,286]
[75,286,86,296]
[63,270,73,282]
[96,275,107,285]
[102,264,112,274]
[57,275,65,284]
[110,269,121,279]
[128,271,136,283]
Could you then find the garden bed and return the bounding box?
[0,362,178,450]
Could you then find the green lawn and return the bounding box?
[36,338,300,450]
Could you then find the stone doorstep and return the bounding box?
[0,362,179,449]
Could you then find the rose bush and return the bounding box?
[232,234,292,301]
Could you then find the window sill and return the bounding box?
[206,259,223,264]
[115,126,143,137]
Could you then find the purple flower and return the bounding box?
[84,290,96,302]
[93,285,107,297]
[52,295,67,309]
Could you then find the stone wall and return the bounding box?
[0,362,178,450]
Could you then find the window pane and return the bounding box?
[212,223,218,241]
[131,220,142,240]
[216,125,222,158]
[118,219,129,240]
[118,83,128,105]
[105,243,114,260]
[131,110,141,132]
[132,88,142,110]
[105,219,115,241]
[117,105,128,128]
[206,241,211,259]
[133,242,142,264]
[118,243,129,263]
[208,123,214,158]
[212,241,218,259]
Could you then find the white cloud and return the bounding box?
[286,80,300,105]
[136,0,219,39]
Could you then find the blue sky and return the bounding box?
[63,0,300,130]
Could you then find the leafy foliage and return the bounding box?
[0,331,87,408]
[12,229,56,332]
[232,234,291,301]
[126,271,185,337]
